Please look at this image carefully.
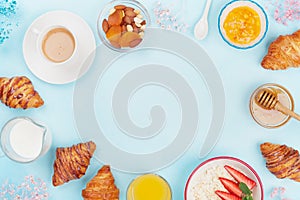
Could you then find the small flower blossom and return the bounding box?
[153,1,188,32]
[265,0,300,25]
[270,187,291,200]
[0,176,48,200]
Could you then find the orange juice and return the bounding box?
[127,174,172,200]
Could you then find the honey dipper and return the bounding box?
[255,88,300,121]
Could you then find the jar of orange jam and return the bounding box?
[223,6,261,45]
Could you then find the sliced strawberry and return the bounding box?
[215,190,242,200]
[219,177,243,197]
[224,165,256,189]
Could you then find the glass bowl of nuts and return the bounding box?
[97,0,150,52]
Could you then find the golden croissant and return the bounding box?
[0,76,44,109]
[261,29,300,70]
[82,165,119,200]
[52,141,96,187]
[260,142,300,182]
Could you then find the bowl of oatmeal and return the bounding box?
[184,156,263,200]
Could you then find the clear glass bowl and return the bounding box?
[97,0,150,52]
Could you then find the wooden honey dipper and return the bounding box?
[255,88,300,121]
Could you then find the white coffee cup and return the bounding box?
[33,25,77,64]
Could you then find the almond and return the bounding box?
[125,10,136,17]
[129,38,142,48]
[102,19,109,33]
[114,5,126,10]
[124,16,132,24]
[125,7,134,12]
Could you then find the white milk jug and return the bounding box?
[0,117,52,163]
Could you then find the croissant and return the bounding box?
[52,141,96,187]
[260,142,300,182]
[261,29,300,70]
[0,76,44,109]
[82,165,119,200]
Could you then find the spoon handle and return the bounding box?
[275,102,300,121]
[202,0,212,20]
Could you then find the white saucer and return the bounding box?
[23,10,96,84]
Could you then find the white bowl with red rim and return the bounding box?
[184,156,263,200]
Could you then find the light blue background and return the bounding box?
[0,0,299,199]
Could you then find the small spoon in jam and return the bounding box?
[255,88,300,121]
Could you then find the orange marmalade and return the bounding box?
[223,6,261,45]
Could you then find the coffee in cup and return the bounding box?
[41,27,75,63]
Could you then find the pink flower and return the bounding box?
[0,175,48,200]
[265,0,300,25]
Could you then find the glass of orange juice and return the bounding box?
[127,174,172,200]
